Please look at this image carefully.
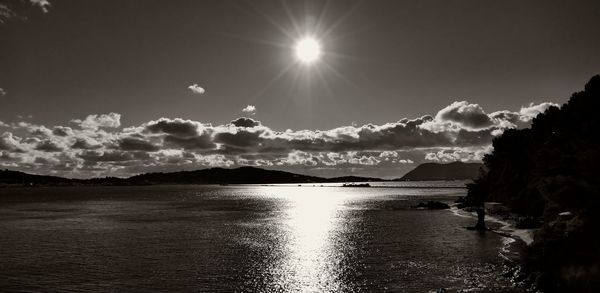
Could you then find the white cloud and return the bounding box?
[421,101,558,133]
[0,100,554,178]
[424,146,492,163]
[242,105,256,115]
[519,102,558,121]
[30,0,51,13]
[188,84,205,94]
[0,88,6,96]
[379,150,398,158]
[71,113,121,130]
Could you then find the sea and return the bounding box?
[0,182,525,292]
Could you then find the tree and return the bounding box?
[466,75,600,291]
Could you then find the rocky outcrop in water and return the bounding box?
[415,201,450,210]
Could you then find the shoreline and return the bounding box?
[449,205,535,245]
[449,205,536,266]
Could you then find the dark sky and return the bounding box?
[1,0,599,178]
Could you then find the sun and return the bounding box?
[294,37,322,64]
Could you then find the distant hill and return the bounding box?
[328,175,385,182]
[397,162,483,181]
[0,169,77,186]
[0,167,383,187]
[127,166,327,185]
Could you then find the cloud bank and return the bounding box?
[0,100,557,178]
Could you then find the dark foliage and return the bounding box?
[466,75,600,291]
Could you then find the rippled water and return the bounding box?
[0,183,521,292]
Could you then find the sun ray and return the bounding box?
[315,0,333,34]
[215,31,291,49]
[245,1,296,40]
[321,61,359,90]
[321,0,364,40]
[314,66,334,100]
[250,61,297,102]
[280,0,301,37]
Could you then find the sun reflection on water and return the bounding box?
[272,187,348,292]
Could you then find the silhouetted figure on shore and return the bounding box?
[465,206,487,231]
[474,206,487,231]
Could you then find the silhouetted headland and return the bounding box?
[465,75,600,292]
[397,162,483,181]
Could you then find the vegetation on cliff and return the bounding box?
[466,75,600,291]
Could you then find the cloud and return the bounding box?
[163,135,216,150]
[78,150,149,163]
[52,126,72,137]
[242,105,256,115]
[188,84,205,94]
[72,113,121,130]
[118,137,160,152]
[0,88,6,96]
[424,146,492,163]
[0,132,22,151]
[30,0,50,13]
[35,140,63,152]
[0,100,555,178]
[439,101,493,129]
[420,101,555,134]
[71,138,101,150]
[519,102,559,121]
[0,0,51,24]
[422,101,493,132]
[230,117,261,128]
[145,118,203,137]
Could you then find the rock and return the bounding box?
[342,183,371,187]
[416,201,450,210]
[515,216,542,229]
[484,202,509,215]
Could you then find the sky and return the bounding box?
[1,0,599,178]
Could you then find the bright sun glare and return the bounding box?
[295,37,322,64]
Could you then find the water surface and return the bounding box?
[0,183,520,292]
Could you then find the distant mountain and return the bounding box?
[397,162,483,181]
[0,167,383,187]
